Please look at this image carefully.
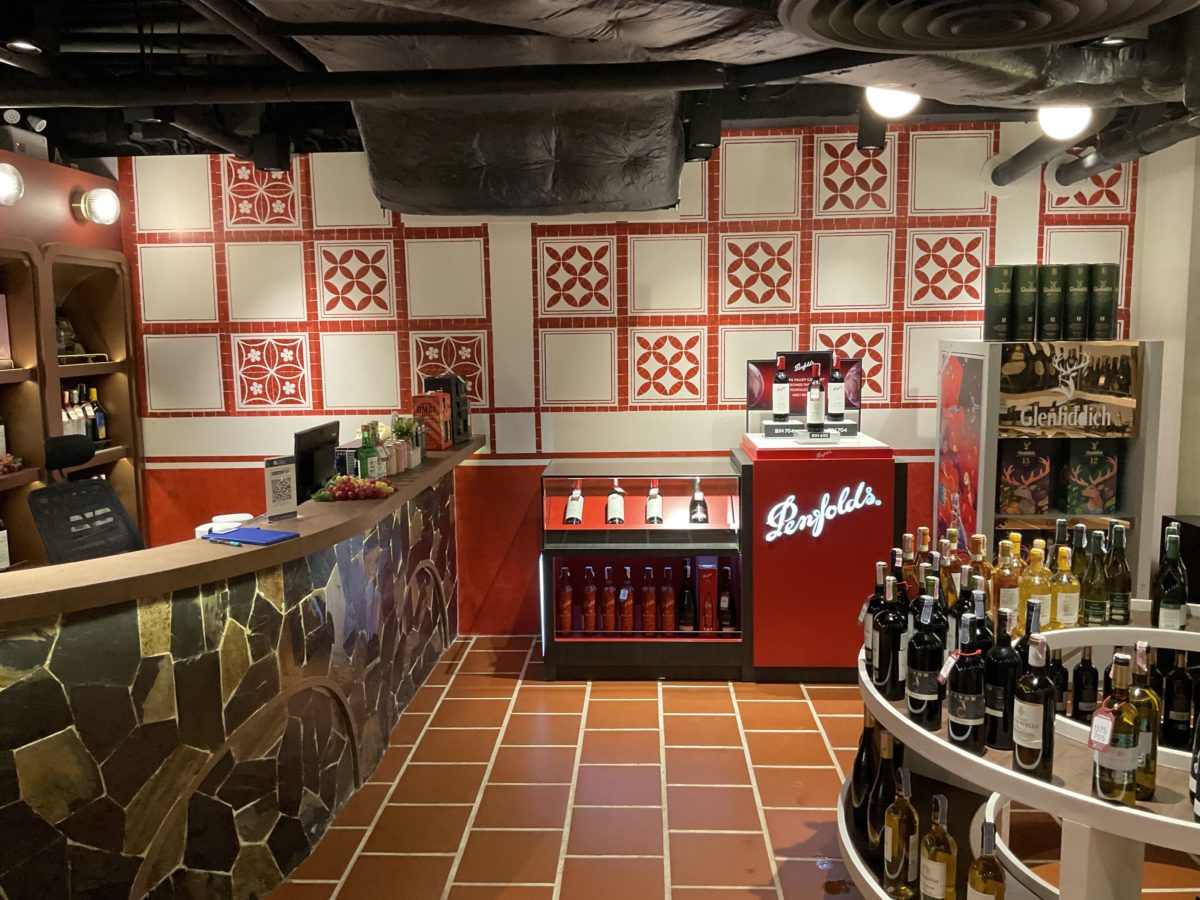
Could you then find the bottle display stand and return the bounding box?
[843,624,1200,900]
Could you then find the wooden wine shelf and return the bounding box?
[0,468,38,492]
[994,513,1133,531]
[0,367,32,385]
[57,360,124,378]
[63,444,128,474]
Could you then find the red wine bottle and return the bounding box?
[678,560,696,632]
[772,354,790,422]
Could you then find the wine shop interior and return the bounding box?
[3,3,1200,899]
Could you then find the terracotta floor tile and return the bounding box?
[474,784,571,829]
[459,650,529,674]
[664,714,743,747]
[502,713,581,746]
[333,783,390,827]
[455,829,563,885]
[803,685,860,696]
[745,732,836,767]
[777,859,864,900]
[365,804,471,853]
[523,662,547,681]
[1138,894,1200,900]
[339,853,453,900]
[1029,862,1060,886]
[367,746,411,783]
[412,728,500,763]
[574,764,663,805]
[469,635,538,650]
[430,699,513,728]
[819,716,864,749]
[423,660,460,686]
[754,767,843,809]
[733,682,806,700]
[833,749,856,777]
[392,764,487,804]
[580,729,660,764]
[764,808,839,858]
[1141,860,1200,889]
[1007,812,1061,860]
[560,857,665,900]
[669,832,774,887]
[807,695,864,716]
[489,746,577,784]
[665,747,750,786]
[588,681,661,700]
[673,890,776,899]
[405,685,447,713]
[662,686,734,714]
[737,701,816,731]
[666,786,761,831]
[264,883,335,900]
[390,713,430,746]
[585,699,659,729]
[287,827,364,881]
[447,887,555,900]
[568,806,664,856]
[513,686,587,713]
[447,673,522,698]
[442,640,471,661]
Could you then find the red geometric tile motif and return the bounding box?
[233,335,309,409]
[319,243,391,315]
[911,234,983,303]
[725,238,794,306]
[543,243,612,310]
[412,332,488,404]
[631,329,704,403]
[1050,164,1127,210]
[819,141,889,213]
[813,326,889,401]
[222,157,299,228]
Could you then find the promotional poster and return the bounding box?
[936,351,984,551]
[745,354,863,414]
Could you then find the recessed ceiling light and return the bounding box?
[1037,105,1094,141]
[865,86,921,119]
[4,39,40,55]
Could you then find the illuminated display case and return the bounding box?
[540,459,747,681]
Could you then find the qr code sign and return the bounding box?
[265,460,296,518]
[271,477,293,505]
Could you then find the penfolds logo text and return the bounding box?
[764,482,883,542]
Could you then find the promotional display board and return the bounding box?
[744,354,864,416]
[936,349,985,549]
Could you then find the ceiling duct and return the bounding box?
[777,0,1200,52]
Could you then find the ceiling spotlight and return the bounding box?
[865,86,921,119]
[72,187,120,225]
[1037,105,1094,141]
[2,110,19,126]
[857,105,887,152]
[0,164,24,206]
[25,115,46,134]
[4,38,40,54]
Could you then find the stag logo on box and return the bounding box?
[764,482,883,541]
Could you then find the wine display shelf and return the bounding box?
[0,367,32,386]
[543,530,740,553]
[0,468,38,492]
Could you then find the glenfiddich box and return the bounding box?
[1062,438,1121,514]
[983,265,1013,341]
[997,438,1056,515]
[1011,265,1039,341]
[1037,265,1065,340]
[1064,264,1091,340]
[412,391,452,451]
[1088,263,1119,340]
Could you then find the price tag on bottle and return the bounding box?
[920,604,933,626]
[1088,706,1115,750]
[618,589,629,602]
[857,600,870,624]
[937,650,960,685]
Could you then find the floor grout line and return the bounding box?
[551,678,592,900]
[657,679,673,900]
[803,684,848,782]
[727,682,786,900]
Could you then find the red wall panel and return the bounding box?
[906,460,935,536]
[143,468,264,547]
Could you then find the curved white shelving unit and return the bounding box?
[834,780,888,900]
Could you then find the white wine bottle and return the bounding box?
[605,478,625,525]
[965,820,1005,898]
[1092,652,1139,806]
[919,793,957,900]
[563,480,584,525]
[882,767,919,898]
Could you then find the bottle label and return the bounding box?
[827,382,845,415]
[858,600,870,624]
[1013,698,1044,749]
[967,887,993,900]
[772,382,790,416]
[1088,708,1115,749]
[1030,593,1052,626]
[1137,727,1153,767]
[645,494,663,522]
[1056,591,1080,625]
[1168,707,1190,722]
[898,630,909,680]
[1108,591,1131,619]
[719,592,731,611]
[0,530,9,571]
[907,667,940,702]
[1158,605,1187,630]
[920,857,948,898]
[883,825,897,879]
[0,423,6,456]
[607,494,625,522]
[907,833,918,883]
[1094,735,1137,774]
[998,587,1019,612]
[984,682,1009,718]
[806,392,824,424]
[948,689,985,726]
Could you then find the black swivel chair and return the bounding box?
[28,435,144,564]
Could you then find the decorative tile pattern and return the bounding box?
[629,235,707,315]
[720,136,802,219]
[221,157,300,229]
[909,131,993,215]
[629,327,706,405]
[906,228,987,309]
[902,322,984,402]
[538,238,616,316]
[812,230,894,311]
[1045,160,1131,212]
[811,325,890,402]
[320,332,401,410]
[143,335,225,412]
[233,334,310,409]
[132,155,213,232]
[813,136,895,217]
[717,325,799,404]
[405,238,488,320]
[411,331,489,405]
[539,328,618,405]
[316,241,395,318]
[720,234,798,312]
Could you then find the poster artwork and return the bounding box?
[937,352,983,551]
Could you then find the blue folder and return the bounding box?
[201,526,299,546]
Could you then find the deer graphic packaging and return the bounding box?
[1063,439,1121,515]
[997,439,1056,515]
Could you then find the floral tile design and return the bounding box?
[906,228,987,309]
[411,331,489,404]
[813,136,895,217]
[811,325,890,402]
[720,234,798,312]
[316,241,395,318]
[222,156,300,229]
[538,238,616,315]
[233,334,310,409]
[629,327,706,405]
[1046,159,1131,212]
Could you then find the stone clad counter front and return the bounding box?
[0,474,458,900]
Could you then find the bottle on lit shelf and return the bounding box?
[641,566,657,634]
[919,794,956,900]
[1051,517,1070,567]
[563,480,584,525]
[618,566,635,632]
[1071,523,1088,582]
[969,533,993,600]
[1093,652,1139,807]
[1107,525,1133,625]
[907,594,945,731]
[1152,530,1189,631]
[1014,634,1056,782]
[882,766,919,899]
[1082,530,1110,626]
[1016,548,1050,638]
[0,410,6,456]
[1048,649,1069,717]
[89,387,108,444]
[601,566,617,633]
[984,608,1020,752]
[805,367,825,435]
[827,351,846,423]
[850,709,879,836]
[993,540,1020,624]
[556,567,573,634]
[606,479,626,525]
[698,561,717,634]
[718,566,736,633]
[1049,546,1080,630]
[872,576,907,702]
[966,821,1006,898]
[661,566,677,633]
[1009,532,1025,572]
[1161,650,1194,750]
[863,562,887,670]
[645,480,663,525]
[916,527,932,572]
[678,560,697,633]
[939,539,959,626]
[688,477,709,525]
[581,566,598,633]
[1131,641,1161,801]
[772,354,790,423]
[1072,646,1100,724]
[900,535,918,602]
[970,589,994,657]
[1013,598,1043,676]
[1105,519,1119,568]
[866,728,898,866]
[948,613,987,756]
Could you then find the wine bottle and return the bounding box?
[1131,641,1161,801]
[605,478,626,525]
[919,794,957,900]
[89,387,108,444]
[941,540,963,636]
[969,534,993,597]
[1107,525,1132,626]
[1048,649,1069,716]
[582,566,598,633]
[850,709,880,835]
[618,566,635,632]
[688,477,709,525]
[718,566,736,633]
[0,410,6,456]
[1070,523,1088,582]
[1072,646,1100,724]
[805,369,825,435]
[966,821,1006,898]
[993,540,1020,623]
[969,590,994,657]
[948,613,987,756]
[1190,714,1199,803]
[984,608,1020,751]
[916,527,932,572]
[564,480,584,525]
[1013,598,1043,675]
[908,595,945,731]
[863,561,887,671]
[661,566,677,633]
[641,566,657,634]
[645,479,663,525]
[772,354,790,422]
[867,728,898,865]
[1082,530,1109,626]
[873,576,907,701]
[601,566,617,632]
[1016,548,1050,637]
[882,767,919,898]
[901,535,918,602]
[1152,531,1190,631]
[557,567,574,634]
[1014,634,1056,782]
[678,560,696,632]
[1009,532,1025,573]
[1161,650,1194,750]
[910,575,948,666]
[1093,652,1139,806]
[0,516,10,572]
[1049,546,1080,630]
[1051,516,1069,564]
[827,351,846,423]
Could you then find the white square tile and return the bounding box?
[902,323,983,402]
[905,228,988,309]
[232,334,310,410]
[720,136,802,219]
[137,244,217,322]
[811,324,892,402]
[629,235,707,315]
[309,151,390,228]
[315,241,395,319]
[495,412,536,455]
[143,335,224,412]
[226,242,308,321]
[1043,225,1128,266]
[629,327,706,405]
[677,161,707,220]
[812,230,894,311]
[405,238,487,319]
[319,333,400,409]
[813,135,895,218]
[133,156,212,232]
[717,325,799,404]
[470,413,491,452]
[410,330,489,405]
[720,233,799,312]
[539,329,617,405]
[909,131,993,214]
[538,238,617,316]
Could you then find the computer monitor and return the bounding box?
[294,421,340,500]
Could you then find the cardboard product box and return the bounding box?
[1062,439,1121,514]
[983,265,1013,341]
[997,438,1056,515]
[412,391,452,451]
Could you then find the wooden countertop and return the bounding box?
[0,437,485,624]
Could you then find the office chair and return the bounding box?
[28,435,144,564]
